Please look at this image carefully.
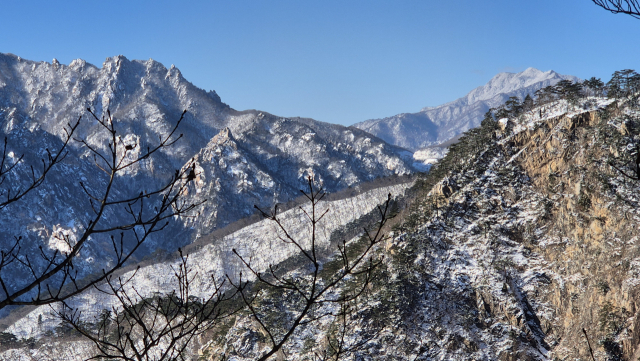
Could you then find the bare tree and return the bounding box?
[53,176,390,360]
[55,249,239,361]
[228,176,391,360]
[0,118,79,211]
[0,109,203,310]
[592,0,640,18]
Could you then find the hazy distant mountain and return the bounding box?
[353,67,580,150]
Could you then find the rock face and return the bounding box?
[354,67,579,151]
[0,53,415,318]
[501,103,640,361]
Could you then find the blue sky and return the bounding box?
[1,0,639,125]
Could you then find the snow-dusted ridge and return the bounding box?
[4,181,412,340]
[436,68,569,108]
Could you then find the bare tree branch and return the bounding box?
[0,118,80,210]
[592,0,640,18]
[0,109,203,311]
[228,176,391,360]
[55,249,240,361]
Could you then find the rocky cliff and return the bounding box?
[192,95,640,360]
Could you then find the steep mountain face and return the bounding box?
[191,96,640,361]
[181,113,413,238]
[0,54,227,165]
[354,68,579,151]
[0,53,415,316]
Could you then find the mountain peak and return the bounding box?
[356,68,579,150]
[521,67,544,75]
[69,58,87,70]
[460,67,578,106]
[419,68,571,112]
[214,127,233,143]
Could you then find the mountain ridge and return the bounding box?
[354,67,579,151]
[0,53,416,316]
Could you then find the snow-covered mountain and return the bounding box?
[353,67,579,150]
[3,52,640,360]
[6,87,640,361]
[0,53,415,316]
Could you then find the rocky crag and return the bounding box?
[192,95,640,360]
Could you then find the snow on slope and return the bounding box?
[3,182,412,343]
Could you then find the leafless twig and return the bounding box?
[0,109,204,310]
[55,248,240,361]
[592,0,640,18]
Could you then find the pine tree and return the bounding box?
[522,94,535,112]
[584,77,605,96]
[504,96,523,117]
[535,86,556,105]
[608,69,639,99]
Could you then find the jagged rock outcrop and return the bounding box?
[502,102,640,360]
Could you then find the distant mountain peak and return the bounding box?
[356,67,578,151]
[521,67,544,74]
[430,67,577,111]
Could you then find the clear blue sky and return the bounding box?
[1,0,639,126]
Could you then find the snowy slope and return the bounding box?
[2,181,413,356]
